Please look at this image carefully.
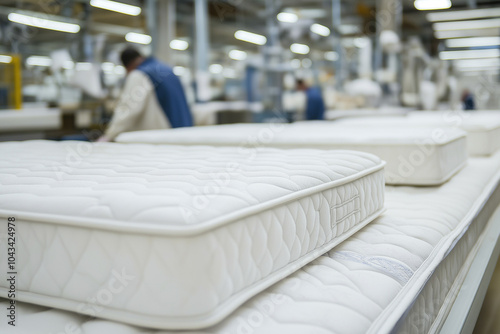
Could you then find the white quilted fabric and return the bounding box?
[338,111,500,156]
[116,122,468,186]
[0,140,385,330]
[1,152,500,334]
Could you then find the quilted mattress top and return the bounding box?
[116,122,466,147]
[0,141,383,235]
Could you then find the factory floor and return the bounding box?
[473,257,500,333]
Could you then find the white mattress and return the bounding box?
[409,111,500,157]
[0,108,61,132]
[325,107,411,120]
[338,111,500,157]
[2,150,500,334]
[116,123,468,186]
[0,140,385,330]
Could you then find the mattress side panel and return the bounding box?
[0,170,385,329]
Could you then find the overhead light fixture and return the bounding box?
[8,13,80,33]
[170,39,189,51]
[325,51,339,61]
[445,36,500,48]
[439,49,500,60]
[90,0,141,16]
[26,56,52,67]
[209,64,223,74]
[414,0,451,11]
[125,32,152,45]
[427,7,500,22]
[234,30,267,45]
[229,49,247,60]
[454,58,500,68]
[434,18,500,31]
[290,43,310,55]
[173,66,186,76]
[435,28,500,39]
[0,55,13,64]
[310,23,330,37]
[277,12,298,23]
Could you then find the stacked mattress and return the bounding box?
[116,123,468,186]
[0,140,385,330]
[337,110,500,157]
[2,146,500,334]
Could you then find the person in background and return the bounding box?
[462,89,476,111]
[98,47,193,142]
[296,79,325,121]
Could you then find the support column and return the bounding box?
[146,0,158,56]
[332,0,343,90]
[195,0,210,102]
[156,0,176,64]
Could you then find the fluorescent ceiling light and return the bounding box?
[439,49,500,60]
[170,39,188,51]
[427,7,500,22]
[446,36,500,48]
[209,64,223,74]
[290,43,310,54]
[76,62,92,71]
[90,0,141,16]
[325,51,339,61]
[229,49,247,60]
[434,18,500,31]
[173,66,186,76]
[277,12,298,23]
[310,23,330,37]
[454,58,500,68]
[125,32,152,44]
[414,0,451,11]
[234,30,267,45]
[435,28,500,39]
[0,55,12,64]
[8,13,80,33]
[26,56,52,67]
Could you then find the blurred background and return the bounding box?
[0,0,499,140]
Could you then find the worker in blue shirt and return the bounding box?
[296,79,325,121]
[99,47,193,142]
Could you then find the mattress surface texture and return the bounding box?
[0,140,385,330]
[2,150,499,334]
[338,110,500,156]
[116,122,467,185]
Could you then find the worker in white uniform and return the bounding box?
[98,47,193,142]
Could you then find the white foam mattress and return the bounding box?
[0,140,385,330]
[325,107,411,120]
[0,108,62,132]
[116,123,468,186]
[2,150,500,334]
[338,111,500,157]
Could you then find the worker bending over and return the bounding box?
[99,47,193,142]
